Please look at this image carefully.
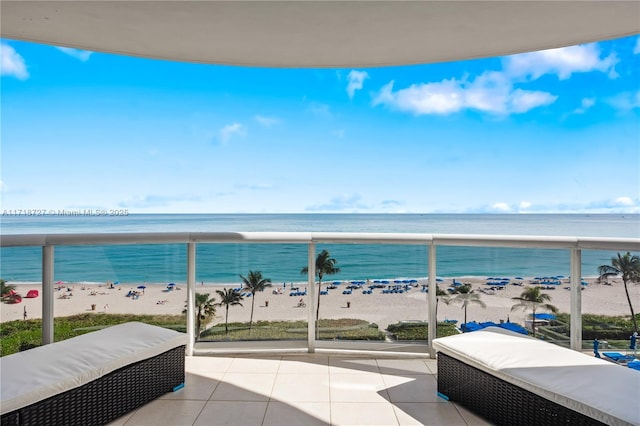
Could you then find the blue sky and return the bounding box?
[1,36,639,214]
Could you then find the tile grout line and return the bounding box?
[262,356,283,425]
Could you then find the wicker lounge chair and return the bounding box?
[433,327,640,426]
[1,322,186,426]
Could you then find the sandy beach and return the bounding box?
[2,278,638,332]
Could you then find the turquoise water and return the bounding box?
[1,214,638,285]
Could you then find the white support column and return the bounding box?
[42,245,54,345]
[428,244,437,359]
[570,248,582,351]
[186,242,196,356]
[307,242,316,353]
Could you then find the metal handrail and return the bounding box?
[2,232,638,250]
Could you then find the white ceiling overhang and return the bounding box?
[1,1,639,68]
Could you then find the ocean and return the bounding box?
[1,214,638,285]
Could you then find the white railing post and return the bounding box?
[570,248,582,351]
[428,244,437,358]
[186,242,196,356]
[42,244,54,345]
[307,242,316,352]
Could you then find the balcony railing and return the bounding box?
[2,232,639,357]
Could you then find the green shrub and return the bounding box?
[544,313,638,342]
[386,321,458,341]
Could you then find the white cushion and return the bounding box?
[0,322,187,415]
[433,327,640,426]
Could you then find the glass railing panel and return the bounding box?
[580,249,640,355]
[1,244,188,355]
[195,243,310,343]
[1,246,44,353]
[310,244,430,346]
[436,246,571,343]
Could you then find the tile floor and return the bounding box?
[109,354,492,425]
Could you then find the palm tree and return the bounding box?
[216,288,244,335]
[511,286,558,337]
[448,289,486,324]
[183,292,217,340]
[240,270,272,331]
[1,279,15,298]
[435,285,449,320]
[598,252,640,334]
[1,279,18,303]
[301,249,340,339]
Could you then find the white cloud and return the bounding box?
[55,46,93,61]
[612,196,635,207]
[504,43,618,80]
[255,115,279,127]
[583,197,640,213]
[372,73,556,116]
[634,36,640,54]
[1,43,29,80]
[518,201,532,211]
[372,80,463,115]
[219,123,246,144]
[346,70,369,99]
[470,197,640,214]
[572,97,596,115]
[509,89,558,113]
[490,203,512,212]
[607,91,640,111]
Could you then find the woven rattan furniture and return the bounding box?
[433,327,640,426]
[1,322,186,426]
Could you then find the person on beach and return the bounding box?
[631,332,638,356]
[23,306,27,320]
[104,304,109,313]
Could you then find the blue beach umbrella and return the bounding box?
[137,285,146,289]
[113,281,120,285]
[167,283,176,287]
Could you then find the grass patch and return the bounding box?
[201,319,385,341]
[0,314,185,357]
[386,321,459,341]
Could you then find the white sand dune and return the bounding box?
[3,278,638,332]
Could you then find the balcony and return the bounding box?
[2,231,639,425]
